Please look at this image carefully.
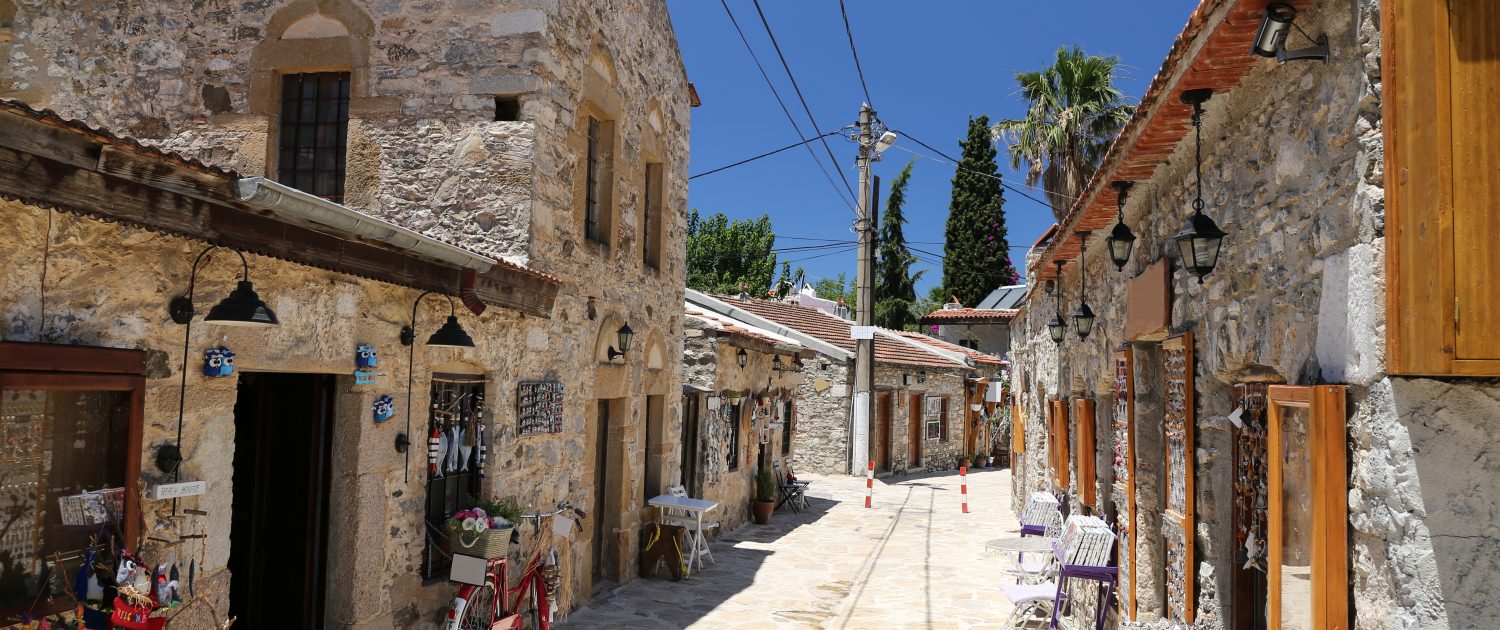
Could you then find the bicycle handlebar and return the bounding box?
[519,501,588,521]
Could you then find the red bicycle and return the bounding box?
[446,502,586,630]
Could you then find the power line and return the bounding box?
[690,131,844,180]
[783,245,858,264]
[719,0,857,213]
[749,0,860,204]
[891,130,1071,210]
[838,0,873,106]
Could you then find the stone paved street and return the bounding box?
[563,467,1023,629]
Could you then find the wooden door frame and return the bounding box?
[1267,385,1349,630]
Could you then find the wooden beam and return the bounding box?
[0,341,147,374]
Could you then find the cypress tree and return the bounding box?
[942,115,1018,307]
[875,159,922,329]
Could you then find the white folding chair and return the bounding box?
[661,485,718,568]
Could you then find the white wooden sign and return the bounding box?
[151,481,207,500]
[850,326,875,340]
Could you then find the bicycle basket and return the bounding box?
[455,524,513,559]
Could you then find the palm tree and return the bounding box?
[993,46,1135,222]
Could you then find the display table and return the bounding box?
[647,495,720,577]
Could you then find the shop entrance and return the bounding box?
[228,373,336,628]
[908,394,923,468]
[592,398,622,592]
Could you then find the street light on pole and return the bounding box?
[850,104,894,475]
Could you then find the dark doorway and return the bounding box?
[643,395,664,504]
[908,394,923,468]
[229,373,336,628]
[592,399,617,591]
[874,393,892,473]
[680,394,700,497]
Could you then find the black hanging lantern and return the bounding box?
[1176,88,1225,283]
[1106,181,1136,271]
[1073,232,1096,340]
[737,347,749,368]
[1047,314,1067,344]
[1047,260,1067,344]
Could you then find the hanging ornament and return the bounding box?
[373,395,395,423]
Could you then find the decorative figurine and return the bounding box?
[373,395,395,423]
[356,343,378,368]
[202,347,235,378]
[428,426,442,478]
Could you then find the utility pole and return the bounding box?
[851,103,876,476]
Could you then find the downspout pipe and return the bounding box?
[233,177,496,272]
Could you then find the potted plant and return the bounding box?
[959,455,972,469]
[974,451,988,469]
[752,468,777,524]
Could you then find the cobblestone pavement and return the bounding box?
[562,467,1023,629]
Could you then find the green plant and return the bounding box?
[466,494,524,526]
[975,450,988,460]
[755,469,777,502]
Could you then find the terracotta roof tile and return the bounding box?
[894,331,1008,367]
[684,303,802,351]
[920,308,1019,323]
[719,295,969,370]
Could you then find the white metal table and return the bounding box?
[986,536,1060,585]
[648,495,720,576]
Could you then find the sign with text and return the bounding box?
[850,326,875,340]
[151,481,207,500]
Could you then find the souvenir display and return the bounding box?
[355,344,378,385]
[373,395,395,423]
[516,381,564,435]
[1161,332,1195,624]
[1233,384,1269,572]
[200,347,234,378]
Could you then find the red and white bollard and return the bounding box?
[865,460,874,508]
[960,466,969,513]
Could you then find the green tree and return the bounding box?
[942,115,1018,307]
[875,159,923,330]
[912,284,949,334]
[685,210,778,295]
[992,45,1135,222]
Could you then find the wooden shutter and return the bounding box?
[1385,0,1500,374]
[1048,399,1069,488]
[1073,398,1097,509]
[1011,402,1024,455]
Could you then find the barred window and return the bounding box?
[277,72,349,202]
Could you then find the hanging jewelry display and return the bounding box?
[1233,383,1269,571]
[1112,347,1138,621]
[1162,332,1196,624]
[428,379,485,480]
[516,381,564,435]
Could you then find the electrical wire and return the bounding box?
[838,0,873,106]
[690,131,844,180]
[783,245,858,264]
[749,0,860,203]
[892,130,1074,210]
[719,0,857,213]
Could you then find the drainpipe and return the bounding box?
[233,177,496,272]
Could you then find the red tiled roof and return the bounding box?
[1032,0,1310,280]
[685,303,802,352]
[719,296,969,370]
[895,332,1007,368]
[920,308,1019,323]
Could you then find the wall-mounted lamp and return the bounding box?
[400,292,476,483]
[607,323,634,360]
[772,356,787,372]
[1073,232,1096,340]
[1106,181,1136,271]
[917,370,928,384]
[736,347,749,368]
[162,247,280,480]
[1175,89,1226,283]
[1251,3,1328,64]
[1047,260,1067,345]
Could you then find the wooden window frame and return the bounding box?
[1047,399,1069,489]
[0,342,146,561]
[1267,385,1349,630]
[1072,398,1097,509]
[1383,0,1500,375]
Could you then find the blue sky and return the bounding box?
[666,0,1199,296]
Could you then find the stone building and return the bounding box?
[690,291,994,477]
[919,284,1026,358]
[680,303,806,533]
[0,0,691,626]
[1008,0,1500,628]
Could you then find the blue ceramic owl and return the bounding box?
[202,347,235,378]
[356,344,378,369]
[373,395,395,423]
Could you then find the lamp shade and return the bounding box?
[1175,212,1226,282]
[1047,314,1067,344]
[204,281,279,327]
[1106,221,1136,271]
[426,315,476,348]
[737,347,749,367]
[1073,302,1096,340]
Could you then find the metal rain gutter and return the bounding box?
[233,177,496,272]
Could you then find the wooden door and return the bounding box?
[1450,0,1500,360]
[1267,385,1348,630]
[908,394,922,467]
[875,393,892,472]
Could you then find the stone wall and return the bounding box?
[935,321,1011,358]
[873,366,968,474]
[0,0,692,626]
[1010,1,1500,627]
[788,356,850,475]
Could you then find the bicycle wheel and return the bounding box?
[457,580,498,630]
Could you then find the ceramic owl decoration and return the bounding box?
[202,347,235,378]
[356,344,378,368]
[373,395,395,423]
